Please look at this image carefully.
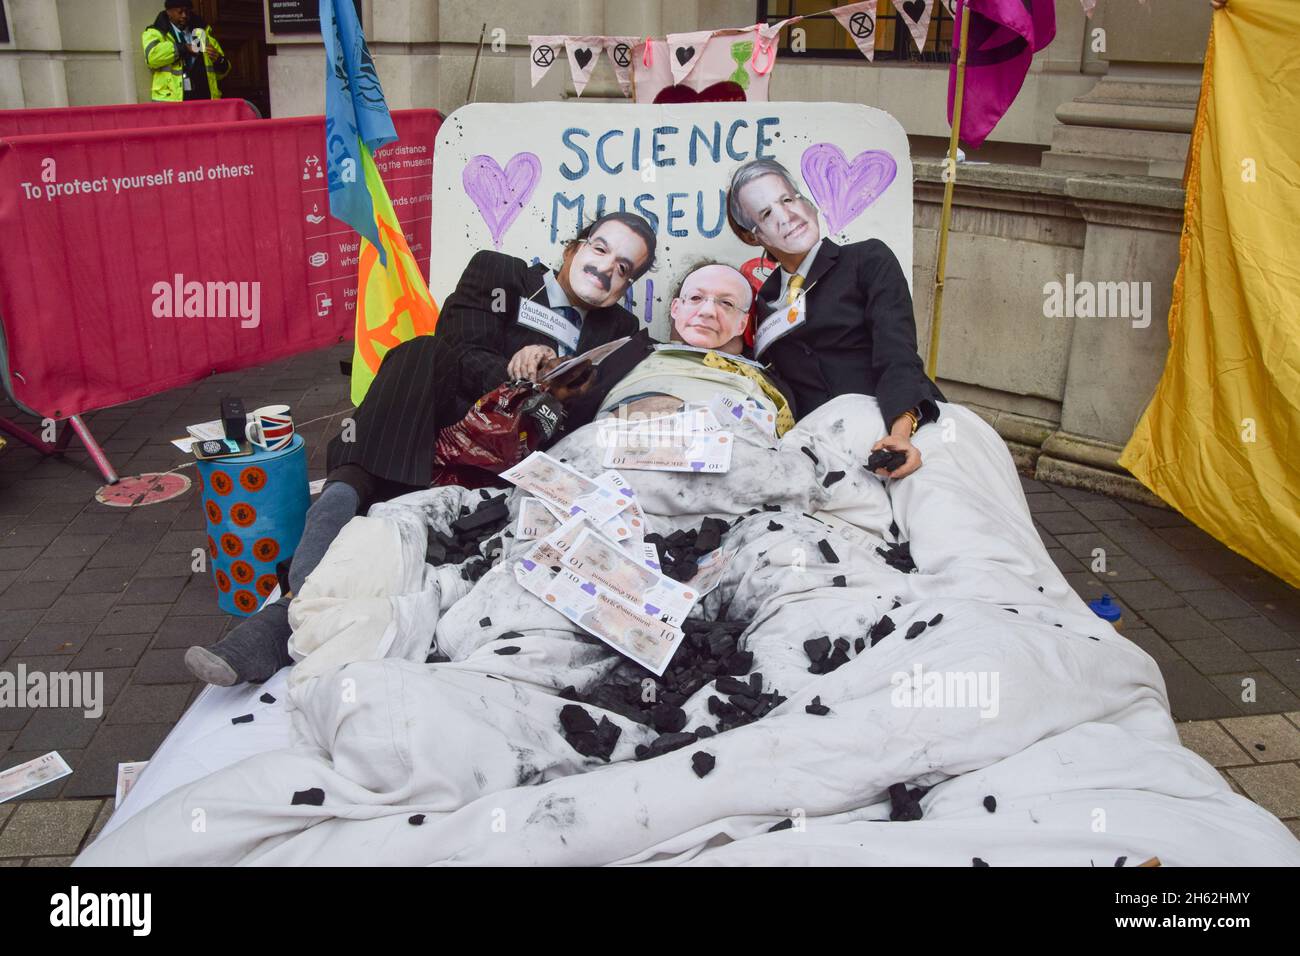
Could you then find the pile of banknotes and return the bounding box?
[594,394,777,474]
[503,451,733,675]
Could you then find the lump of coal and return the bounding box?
[973,857,990,867]
[231,713,254,725]
[822,470,845,488]
[803,636,831,664]
[291,788,325,806]
[817,540,840,564]
[983,795,997,813]
[638,731,698,761]
[716,675,753,698]
[429,499,510,570]
[720,650,753,675]
[408,814,426,826]
[888,782,923,821]
[769,818,794,832]
[869,614,896,647]
[479,617,492,628]
[805,696,830,716]
[875,540,916,573]
[695,517,727,554]
[904,620,927,640]
[929,613,944,626]
[259,693,276,704]
[563,711,621,762]
[451,497,509,535]
[767,520,784,532]
[559,704,598,736]
[695,726,715,738]
[867,448,907,473]
[651,703,687,734]
[494,646,520,655]
[691,751,716,778]
[832,574,846,587]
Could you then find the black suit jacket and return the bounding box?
[755,238,943,430]
[327,250,639,487]
[436,250,641,421]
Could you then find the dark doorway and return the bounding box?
[195,0,272,117]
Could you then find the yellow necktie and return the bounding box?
[786,273,805,305]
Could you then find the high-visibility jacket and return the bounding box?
[142,18,230,101]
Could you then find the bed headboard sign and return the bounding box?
[431,102,912,340]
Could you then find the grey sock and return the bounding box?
[288,480,361,595]
[189,599,292,685]
[187,482,361,687]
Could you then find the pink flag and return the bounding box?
[830,1,880,62]
[564,36,603,96]
[947,0,1056,149]
[528,36,564,88]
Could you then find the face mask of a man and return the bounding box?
[669,264,752,354]
[737,173,821,259]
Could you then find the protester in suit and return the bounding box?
[726,158,943,479]
[186,212,656,687]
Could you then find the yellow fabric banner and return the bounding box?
[349,145,439,406]
[1120,0,1300,588]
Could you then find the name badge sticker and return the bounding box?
[517,297,581,354]
[754,292,808,359]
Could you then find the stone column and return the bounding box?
[1041,0,1212,178]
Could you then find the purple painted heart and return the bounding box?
[462,152,542,249]
[800,144,898,235]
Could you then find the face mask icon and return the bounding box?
[308,251,328,268]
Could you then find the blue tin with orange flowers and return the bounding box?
[194,434,309,616]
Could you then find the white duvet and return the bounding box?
[77,395,1300,866]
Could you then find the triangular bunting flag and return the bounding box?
[604,35,639,95]
[830,1,879,62]
[529,35,564,88]
[940,0,957,17]
[1080,0,1098,15]
[890,0,935,53]
[564,36,603,96]
[666,29,714,83]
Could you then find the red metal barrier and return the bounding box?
[0,100,261,139]
[0,109,439,424]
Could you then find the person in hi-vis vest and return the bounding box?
[142,0,230,102]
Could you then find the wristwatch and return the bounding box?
[902,407,920,437]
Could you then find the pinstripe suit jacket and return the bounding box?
[326,250,639,487]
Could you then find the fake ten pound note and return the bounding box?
[542,569,685,675]
[500,451,630,523]
[561,528,697,627]
[603,431,733,473]
[0,751,73,804]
